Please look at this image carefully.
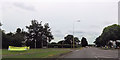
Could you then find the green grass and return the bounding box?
[98,47,117,50]
[2,48,71,58]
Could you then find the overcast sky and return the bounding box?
[0,0,119,44]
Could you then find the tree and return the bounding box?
[43,23,54,47]
[26,20,43,48]
[94,36,103,47]
[26,20,53,48]
[81,37,88,47]
[2,30,10,49]
[0,22,2,26]
[2,28,27,48]
[74,37,80,45]
[63,34,80,48]
[58,40,64,44]
[8,28,26,47]
[1,23,10,49]
[51,42,57,44]
[16,28,21,33]
[64,35,74,44]
[94,24,120,47]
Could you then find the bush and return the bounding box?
[48,44,81,48]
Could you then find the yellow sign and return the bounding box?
[8,46,30,51]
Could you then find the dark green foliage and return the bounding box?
[2,28,26,48]
[2,30,9,49]
[74,37,80,45]
[94,36,102,47]
[58,40,64,44]
[51,42,57,44]
[81,37,88,47]
[26,20,53,48]
[10,28,26,47]
[2,20,53,49]
[0,22,2,26]
[56,35,80,48]
[16,28,21,33]
[94,24,120,47]
[64,35,74,44]
[48,44,80,48]
[64,35,80,47]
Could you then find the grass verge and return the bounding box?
[2,48,71,58]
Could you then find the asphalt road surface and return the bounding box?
[60,47,118,58]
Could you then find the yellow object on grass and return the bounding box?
[8,46,30,51]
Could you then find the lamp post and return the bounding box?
[72,20,80,48]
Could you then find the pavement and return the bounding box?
[60,47,118,58]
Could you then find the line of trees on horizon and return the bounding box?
[1,20,54,49]
[3,21,119,49]
[1,20,89,49]
[50,35,88,48]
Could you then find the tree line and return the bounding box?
[1,20,89,49]
[2,20,54,49]
[50,35,88,48]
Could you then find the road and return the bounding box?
[60,47,118,58]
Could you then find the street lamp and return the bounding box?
[73,20,80,48]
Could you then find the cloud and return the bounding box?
[13,2,36,11]
[54,30,61,33]
[53,30,64,37]
[54,33,64,37]
[68,30,85,34]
